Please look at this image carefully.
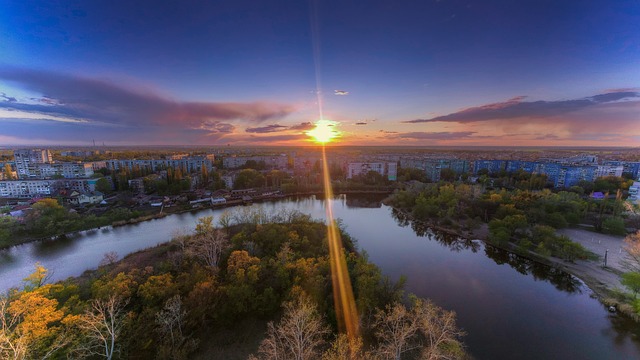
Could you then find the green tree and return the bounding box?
[621,272,640,299]
[440,168,457,182]
[602,217,626,235]
[95,177,112,194]
[233,169,266,189]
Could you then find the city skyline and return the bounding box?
[1,0,639,146]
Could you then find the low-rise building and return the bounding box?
[68,191,104,205]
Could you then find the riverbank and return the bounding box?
[384,202,634,318]
[2,190,393,251]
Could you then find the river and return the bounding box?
[1,195,639,359]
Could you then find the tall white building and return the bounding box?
[14,149,53,178]
[594,165,624,179]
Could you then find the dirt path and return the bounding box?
[558,228,627,271]
[556,228,628,296]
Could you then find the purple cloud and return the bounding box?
[288,122,315,131]
[245,124,288,133]
[385,131,476,140]
[403,91,639,124]
[0,67,296,131]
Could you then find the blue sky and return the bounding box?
[1,0,639,146]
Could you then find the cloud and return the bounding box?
[227,133,308,144]
[0,67,296,140]
[385,131,476,140]
[403,91,640,124]
[245,122,316,134]
[245,124,288,133]
[379,130,398,134]
[534,134,560,140]
[288,122,315,131]
[334,90,349,96]
[355,122,367,125]
[0,93,17,102]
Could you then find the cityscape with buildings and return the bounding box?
[2,1,640,359]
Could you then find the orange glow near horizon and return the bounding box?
[306,119,341,144]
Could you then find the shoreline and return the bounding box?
[1,190,394,251]
[385,203,634,318]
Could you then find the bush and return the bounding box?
[602,217,626,235]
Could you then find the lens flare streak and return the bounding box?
[321,145,360,339]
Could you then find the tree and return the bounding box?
[155,295,198,359]
[602,217,626,235]
[412,298,466,360]
[96,177,112,194]
[0,286,72,360]
[22,262,50,291]
[623,231,640,272]
[440,168,456,182]
[190,216,229,268]
[3,163,14,180]
[322,334,367,360]
[99,251,119,267]
[373,299,467,360]
[218,210,233,235]
[373,302,420,360]
[621,272,640,299]
[234,169,266,189]
[77,295,129,360]
[252,294,330,360]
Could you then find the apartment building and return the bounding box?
[347,162,397,181]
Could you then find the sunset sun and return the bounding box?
[306,120,341,143]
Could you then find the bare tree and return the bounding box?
[373,299,467,360]
[218,210,233,235]
[172,227,191,252]
[190,216,228,268]
[191,228,228,268]
[76,295,129,360]
[622,231,640,272]
[99,251,119,267]
[413,299,466,360]
[156,295,185,350]
[155,295,198,359]
[373,302,420,360]
[252,295,330,360]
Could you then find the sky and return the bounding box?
[0,0,639,147]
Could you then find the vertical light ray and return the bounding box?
[309,0,324,121]
[308,0,359,339]
[321,145,360,339]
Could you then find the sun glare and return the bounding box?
[306,120,340,143]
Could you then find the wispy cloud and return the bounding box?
[403,91,639,124]
[0,67,296,143]
[0,93,17,102]
[245,124,288,133]
[245,122,316,134]
[334,90,349,96]
[384,131,476,140]
[355,122,367,125]
[288,122,315,131]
